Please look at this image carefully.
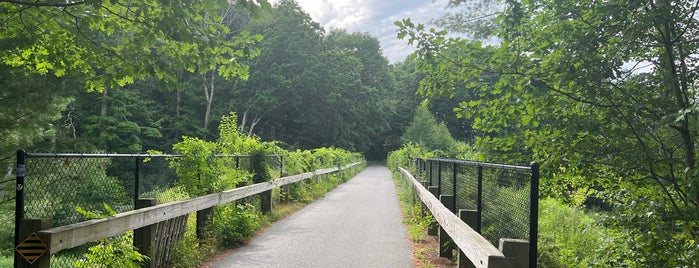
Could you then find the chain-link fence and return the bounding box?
[1,154,15,261]
[8,151,282,267]
[20,153,281,225]
[415,157,539,267]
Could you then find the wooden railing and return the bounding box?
[17,162,361,267]
[399,167,530,268]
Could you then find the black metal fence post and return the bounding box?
[476,165,483,233]
[437,161,442,196]
[279,155,284,177]
[14,149,25,267]
[134,156,141,208]
[452,162,457,215]
[530,162,540,268]
[428,160,433,186]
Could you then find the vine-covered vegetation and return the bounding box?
[165,114,363,267]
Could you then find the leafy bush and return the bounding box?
[171,215,213,268]
[387,143,434,172]
[214,203,260,247]
[538,198,632,267]
[401,106,459,155]
[74,204,147,268]
[390,150,435,243]
[166,113,364,265]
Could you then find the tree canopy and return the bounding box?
[0,0,418,159]
[0,0,265,153]
[398,0,699,265]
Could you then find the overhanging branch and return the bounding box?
[0,0,90,8]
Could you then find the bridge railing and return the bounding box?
[12,149,360,267]
[401,158,539,268]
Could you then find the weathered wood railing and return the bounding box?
[17,162,361,267]
[399,167,530,268]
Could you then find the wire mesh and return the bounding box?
[137,156,180,204]
[480,167,531,245]
[1,155,15,259]
[455,164,479,212]
[9,152,282,266]
[416,158,536,249]
[439,162,454,197]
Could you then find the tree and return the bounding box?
[233,0,324,143]
[432,0,503,40]
[401,106,458,156]
[0,0,262,154]
[380,60,423,156]
[397,0,699,265]
[0,66,74,154]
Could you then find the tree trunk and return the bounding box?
[202,71,215,131]
[176,88,181,118]
[248,116,261,136]
[240,110,248,133]
[100,86,109,150]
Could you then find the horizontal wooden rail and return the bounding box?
[38,162,361,254]
[398,167,513,268]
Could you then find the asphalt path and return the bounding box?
[210,163,414,268]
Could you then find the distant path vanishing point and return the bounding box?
[210,163,414,268]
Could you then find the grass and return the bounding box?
[391,170,454,268]
[0,257,11,267]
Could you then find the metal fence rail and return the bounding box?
[414,157,539,268]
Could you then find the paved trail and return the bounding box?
[210,163,414,268]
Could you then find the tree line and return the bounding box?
[0,0,424,160]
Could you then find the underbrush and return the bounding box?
[538,198,633,267]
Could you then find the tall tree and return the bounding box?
[398,0,699,265]
[234,0,324,143]
[0,0,262,153]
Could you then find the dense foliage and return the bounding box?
[74,204,147,268]
[0,0,422,160]
[397,0,699,266]
[0,0,264,154]
[167,115,363,265]
[1,0,399,266]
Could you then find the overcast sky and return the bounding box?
[268,0,453,63]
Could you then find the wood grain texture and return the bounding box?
[39,162,361,254]
[398,167,513,268]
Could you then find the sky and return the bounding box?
[267,0,454,63]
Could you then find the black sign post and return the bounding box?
[14,150,26,267]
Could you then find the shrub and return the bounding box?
[214,203,260,247]
[74,204,147,268]
[538,198,632,267]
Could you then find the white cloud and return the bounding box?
[267,0,453,62]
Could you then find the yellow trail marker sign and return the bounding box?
[16,232,47,264]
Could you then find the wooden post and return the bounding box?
[458,210,478,268]
[427,186,440,235]
[499,239,529,268]
[439,195,454,258]
[134,199,157,268]
[196,208,212,241]
[261,189,273,214]
[281,184,290,203]
[17,218,52,268]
